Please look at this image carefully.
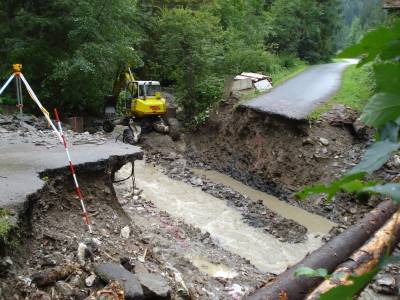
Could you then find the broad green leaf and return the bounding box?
[338,20,400,65]
[381,40,400,61]
[361,93,400,129]
[374,63,400,95]
[379,255,400,268]
[319,270,379,300]
[379,122,400,143]
[350,141,400,174]
[294,267,328,279]
[296,173,366,202]
[364,184,400,203]
[341,180,378,193]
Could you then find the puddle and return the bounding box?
[130,161,327,274]
[188,255,238,279]
[192,168,335,234]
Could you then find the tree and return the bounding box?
[156,8,224,121]
[0,0,140,114]
[337,0,386,49]
[266,0,341,63]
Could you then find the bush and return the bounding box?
[0,95,17,106]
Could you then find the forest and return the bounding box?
[0,0,385,122]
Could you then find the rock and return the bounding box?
[0,256,14,277]
[349,207,357,214]
[386,155,400,170]
[77,242,89,265]
[372,274,397,295]
[136,272,171,299]
[322,104,358,126]
[190,177,203,186]
[302,137,315,146]
[319,137,329,146]
[121,226,131,239]
[120,257,135,272]
[55,281,74,297]
[85,274,97,287]
[353,118,371,139]
[69,274,83,288]
[94,263,143,300]
[134,262,149,274]
[30,291,52,300]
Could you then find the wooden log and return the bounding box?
[245,200,399,300]
[306,208,400,299]
[31,262,80,287]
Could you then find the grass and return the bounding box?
[308,64,375,120]
[0,209,11,239]
[272,63,308,87]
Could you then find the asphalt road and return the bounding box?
[242,60,358,119]
[0,138,142,209]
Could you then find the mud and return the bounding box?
[182,102,372,228]
[129,161,323,274]
[144,152,311,244]
[0,164,266,299]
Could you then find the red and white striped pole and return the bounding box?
[54,108,92,233]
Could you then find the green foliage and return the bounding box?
[364,184,400,203]
[361,93,400,129]
[266,0,341,63]
[294,267,329,279]
[339,20,400,65]
[319,270,379,300]
[302,19,400,207]
[350,141,400,174]
[0,0,141,114]
[0,209,11,239]
[156,8,224,121]
[337,0,386,49]
[295,173,374,202]
[0,94,17,106]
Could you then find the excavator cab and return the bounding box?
[103,69,173,142]
[130,81,167,118]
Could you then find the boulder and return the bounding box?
[136,272,171,299]
[95,263,143,300]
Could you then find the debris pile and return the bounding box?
[0,114,107,147]
[230,72,273,96]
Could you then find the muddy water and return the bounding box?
[132,161,325,274]
[187,255,238,279]
[192,169,335,234]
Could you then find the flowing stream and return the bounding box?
[192,168,335,234]
[133,161,335,274]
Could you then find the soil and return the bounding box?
[0,166,267,299]
[181,101,375,228]
[1,95,400,300]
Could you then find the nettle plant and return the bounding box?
[295,19,400,299]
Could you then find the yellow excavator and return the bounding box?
[103,67,178,144]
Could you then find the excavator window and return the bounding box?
[138,83,161,99]
[146,84,161,97]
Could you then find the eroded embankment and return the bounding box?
[184,101,372,225]
[0,152,272,299]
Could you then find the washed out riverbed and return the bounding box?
[129,160,333,274]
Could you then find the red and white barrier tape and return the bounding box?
[0,73,15,96]
[1,71,92,233]
[54,108,92,233]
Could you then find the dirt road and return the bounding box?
[242,60,358,119]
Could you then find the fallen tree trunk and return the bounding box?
[246,200,399,300]
[306,208,400,300]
